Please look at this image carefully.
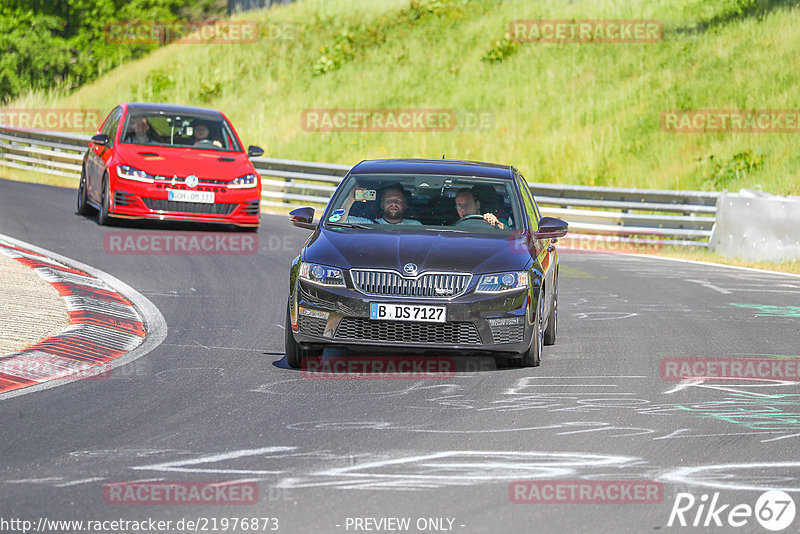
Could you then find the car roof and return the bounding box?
[349,158,515,179]
[124,102,224,120]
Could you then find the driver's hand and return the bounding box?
[483,213,504,229]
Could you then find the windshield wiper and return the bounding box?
[326,222,373,229]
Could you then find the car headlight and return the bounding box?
[299,262,345,286]
[116,164,155,183]
[229,173,257,189]
[476,271,528,293]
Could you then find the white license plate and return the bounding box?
[370,303,445,322]
[167,189,214,204]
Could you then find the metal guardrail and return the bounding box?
[0,125,718,247]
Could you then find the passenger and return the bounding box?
[454,188,504,228]
[343,184,422,225]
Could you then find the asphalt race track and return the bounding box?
[1,178,800,533]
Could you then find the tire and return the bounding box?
[98,174,112,226]
[285,305,324,369]
[519,293,544,367]
[543,275,557,346]
[285,305,303,369]
[77,164,92,216]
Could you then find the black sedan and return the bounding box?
[285,158,567,368]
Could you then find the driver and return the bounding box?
[193,122,222,147]
[193,123,210,144]
[454,188,504,228]
[343,184,422,225]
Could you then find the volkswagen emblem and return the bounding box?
[403,263,418,276]
[185,175,199,188]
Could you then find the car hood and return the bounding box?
[304,227,531,274]
[115,145,254,180]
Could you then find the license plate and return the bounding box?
[370,303,446,322]
[167,189,214,204]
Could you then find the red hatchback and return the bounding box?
[78,102,263,229]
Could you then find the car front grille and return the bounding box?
[490,324,525,344]
[350,270,471,298]
[299,316,326,337]
[142,198,237,215]
[155,176,229,185]
[334,317,482,345]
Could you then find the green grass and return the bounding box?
[7,0,800,196]
[0,166,78,189]
[645,245,800,275]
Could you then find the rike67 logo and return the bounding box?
[668,491,796,531]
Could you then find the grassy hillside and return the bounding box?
[8,0,800,195]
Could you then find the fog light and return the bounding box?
[299,307,329,320]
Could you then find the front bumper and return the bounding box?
[290,279,534,354]
[108,181,260,226]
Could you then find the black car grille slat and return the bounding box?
[490,324,525,344]
[334,318,481,345]
[351,270,471,298]
[299,316,326,337]
[114,191,137,207]
[142,198,236,215]
[242,200,260,215]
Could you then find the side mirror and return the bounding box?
[532,217,568,239]
[91,134,109,146]
[247,145,264,158]
[289,207,317,230]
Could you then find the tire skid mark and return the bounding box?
[0,242,146,393]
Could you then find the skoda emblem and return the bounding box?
[185,175,199,188]
[403,263,418,276]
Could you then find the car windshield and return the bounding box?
[120,111,242,152]
[324,174,523,234]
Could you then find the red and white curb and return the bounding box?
[0,234,167,398]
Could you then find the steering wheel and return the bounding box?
[453,214,488,225]
[196,139,214,146]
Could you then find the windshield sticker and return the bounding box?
[328,214,342,222]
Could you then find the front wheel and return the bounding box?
[285,306,303,369]
[543,276,557,346]
[284,305,324,369]
[98,174,112,226]
[518,294,544,367]
[77,165,92,215]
